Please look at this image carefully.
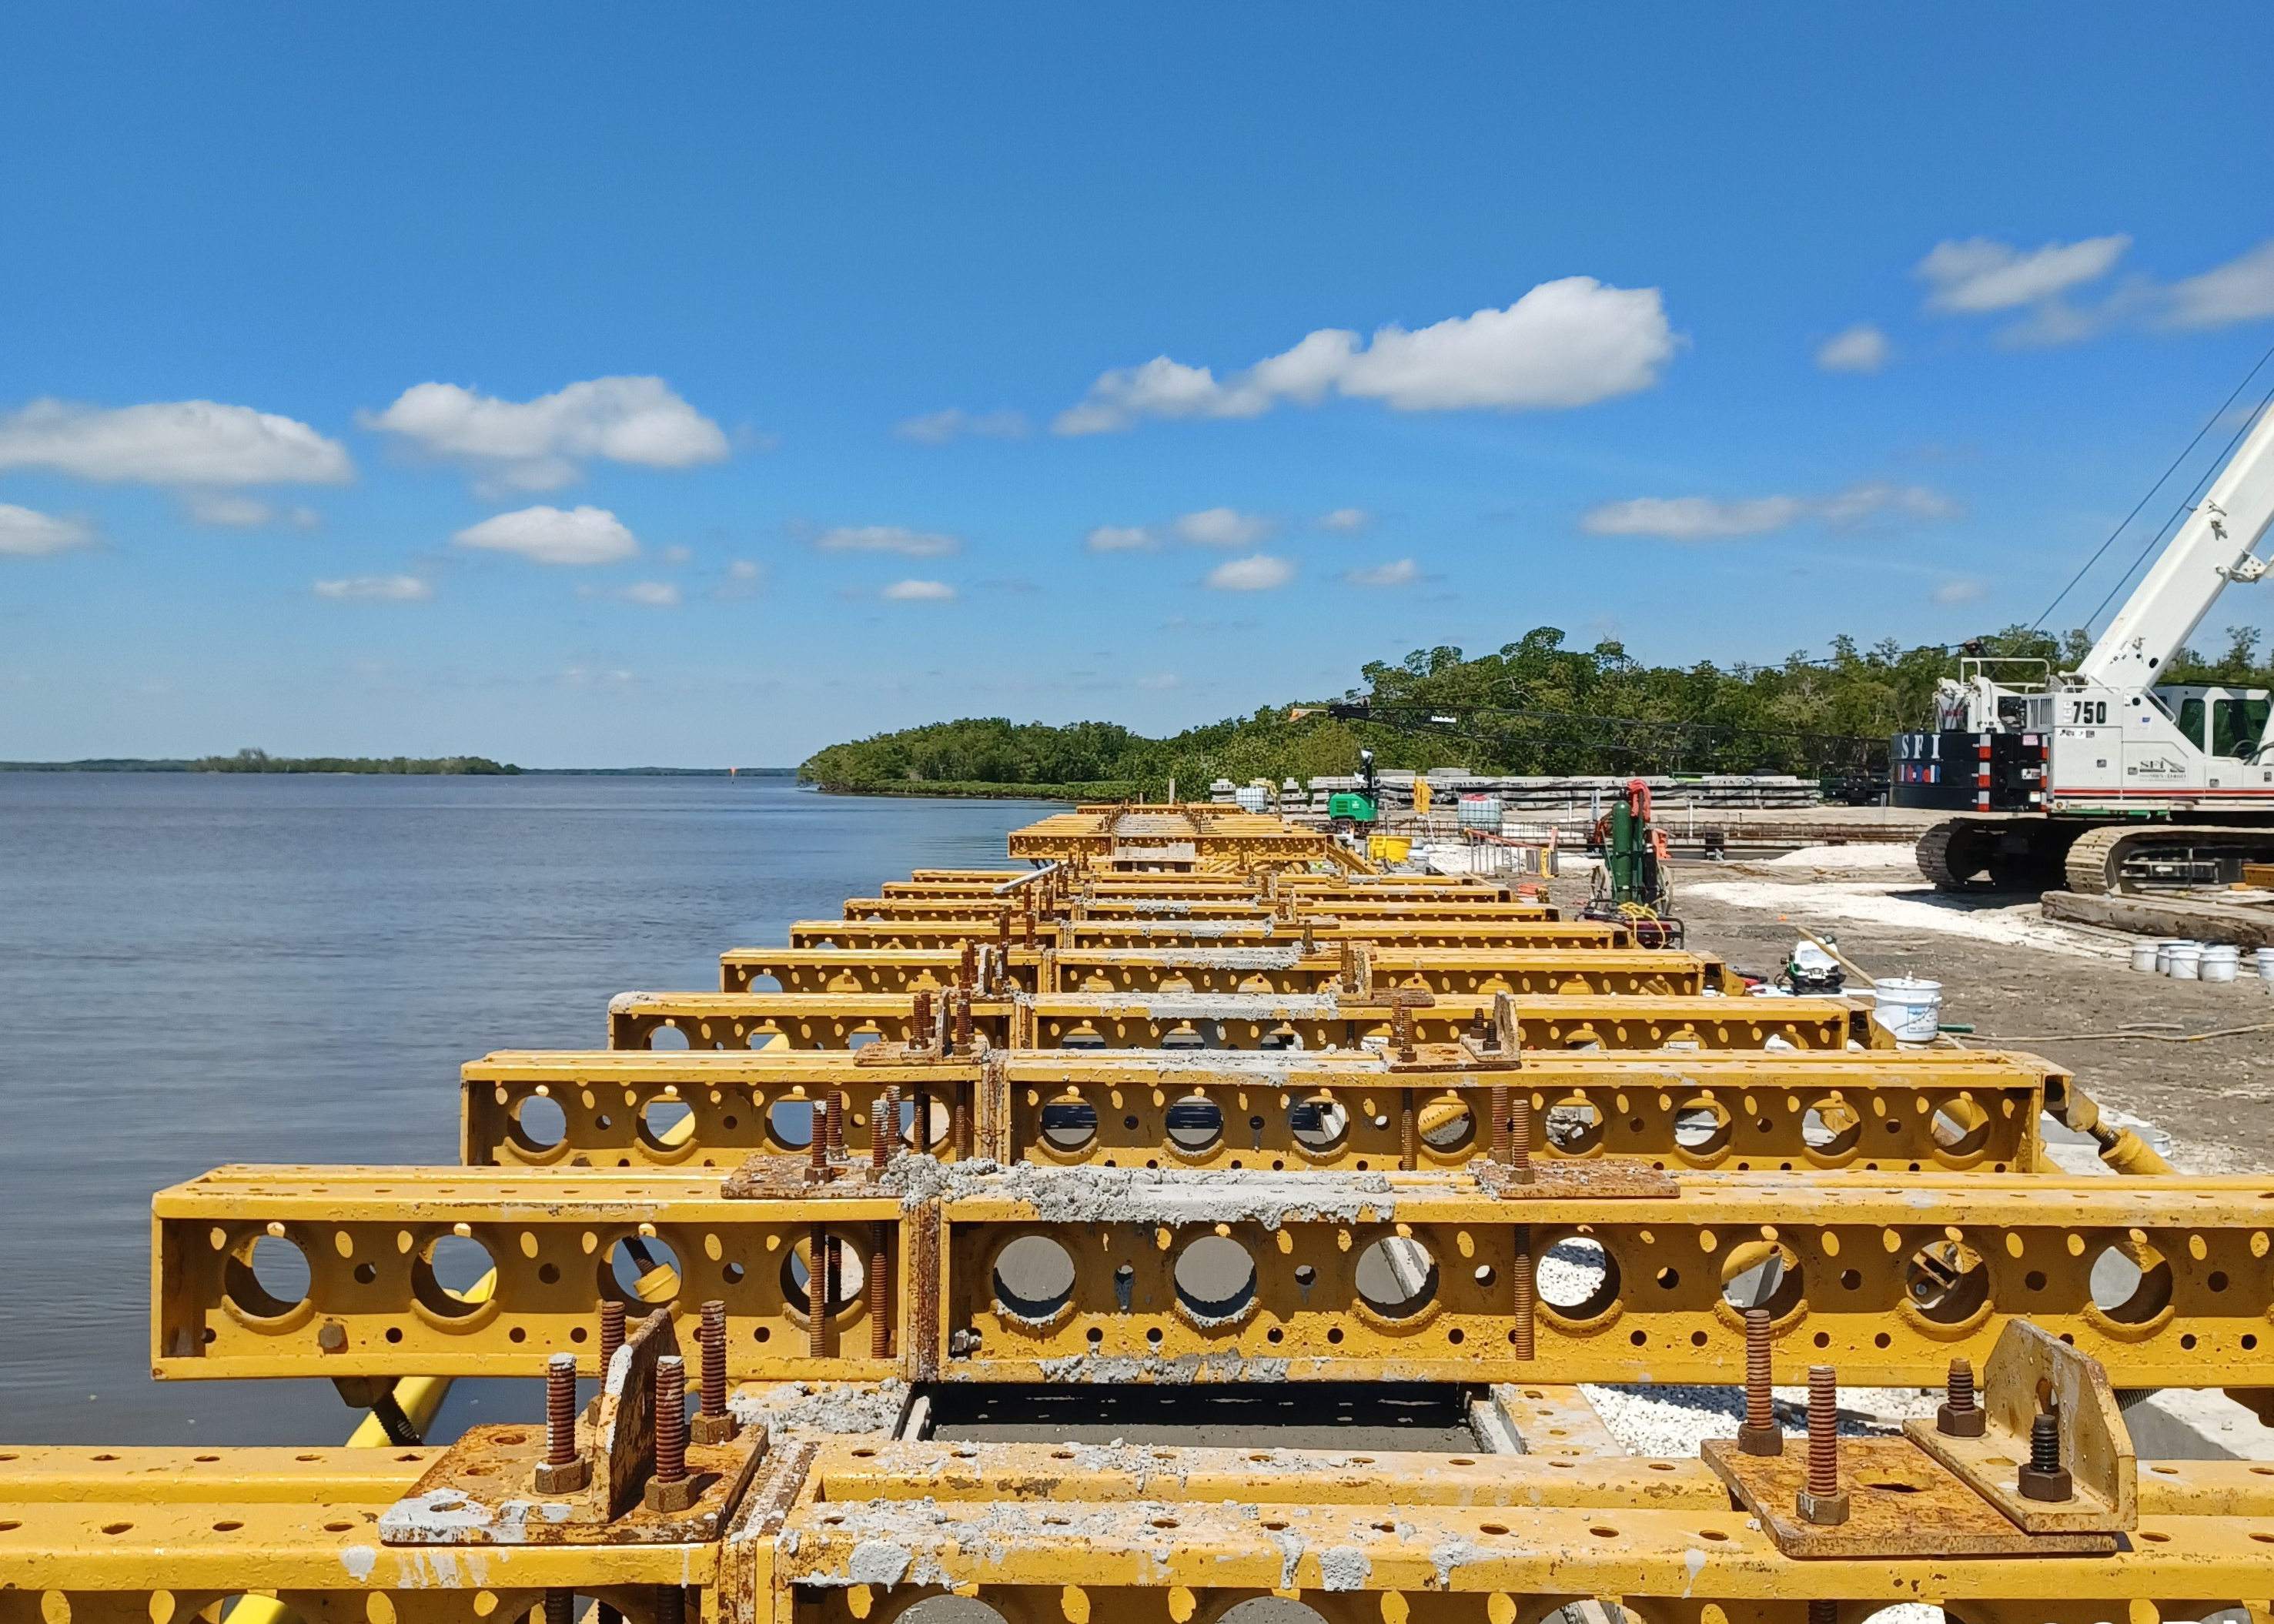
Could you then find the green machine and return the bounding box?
[1327,748,1379,830]
[1583,777,1681,946]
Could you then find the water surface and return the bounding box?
[0,773,1036,1442]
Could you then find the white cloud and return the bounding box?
[882,578,958,601]
[0,398,352,486]
[1933,578,1989,605]
[1581,495,1808,540]
[361,376,727,492]
[453,504,639,566]
[1816,323,1891,373]
[1054,277,1676,434]
[1085,525,1155,553]
[894,408,1031,444]
[727,559,761,580]
[579,580,680,606]
[314,574,431,602]
[1345,559,1419,588]
[658,543,692,565]
[181,492,322,528]
[0,503,94,557]
[2165,239,2274,329]
[1582,482,1958,541]
[1173,507,1276,548]
[817,525,961,557]
[1135,673,1180,690]
[1205,553,1295,591]
[1317,507,1373,533]
[1917,236,2130,313]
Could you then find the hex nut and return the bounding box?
[1736,1423,1784,1457]
[690,1413,739,1445]
[1936,1402,1987,1438]
[533,1458,590,1495]
[644,1476,699,1513]
[1794,1488,1850,1525]
[2018,1462,2074,1502]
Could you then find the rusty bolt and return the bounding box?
[1507,1094,1533,1184]
[1392,1001,1416,1061]
[824,1090,846,1162]
[1737,1307,1782,1456]
[913,990,934,1045]
[533,1352,590,1494]
[958,942,975,990]
[599,1301,626,1379]
[1938,1357,1986,1438]
[953,989,973,1054]
[874,1087,898,1173]
[690,1299,737,1445]
[2018,1412,2073,1502]
[1510,1222,1534,1361]
[654,1589,686,1624]
[869,1220,891,1360]
[911,1086,931,1154]
[1490,1082,1510,1164]
[1805,1605,1835,1624]
[644,1354,697,1512]
[807,1222,829,1358]
[1795,1366,1849,1525]
[542,1592,572,1624]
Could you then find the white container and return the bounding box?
[2155,939,2186,974]
[1873,977,1944,1044]
[2168,941,2203,980]
[1456,794,1504,830]
[2200,944,2241,982]
[2259,948,2274,987]
[1233,784,1270,814]
[2129,940,2161,973]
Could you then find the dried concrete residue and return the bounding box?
[1430,1536,1487,1591]
[846,1539,915,1588]
[1043,993,1344,1021]
[732,1378,909,1437]
[901,1160,1396,1228]
[1076,947,1304,970]
[1020,1051,1387,1080]
[1318,1545,1373,1591]
[1035,1351,1293,1384]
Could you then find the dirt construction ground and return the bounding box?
[1545,844,2274,1177]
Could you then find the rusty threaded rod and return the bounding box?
[654,1588,684,1624]
[1399,1087,1416,1171]
[698,1300,727,1418]
[544,1353,577,1466]
[1510,1223,1535,1359]
[1806,1604,1834,1624]
[807,1223,828,1356]
[1806,1367,1839,1495]
[1393,1002,1416,1062]
[543,1592,571,1624]
[652,1355,687,1485]
[951,1084,971,1157]
[874,1087,897,1171]
[870,1221,891,1359]
[912,990,933,1045]
[1949,1358,1976,1410]
[808,1094,828,1178]
[1490,1082,1510,1163]
[1508,1094,1533,1184]
[958,942,975,990]
[953,989,973,1054]
[599,1300,626,1378]
[1738,1308,1781,1456]
[912,1086,931,1153]
[825,1089,846,1161]
[1939,1356,1985,1437]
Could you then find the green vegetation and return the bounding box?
[800,623,2274,800]
[189,749,521,775]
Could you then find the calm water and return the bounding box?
[0,773,1038,1444]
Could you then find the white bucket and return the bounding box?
[2168,941,2203,980]
[1873,977,1944,1044]
[2200,944,2241,982]
[2154,939,2185,974]
[2129,940,2161,973]
[2259,948,2274,987]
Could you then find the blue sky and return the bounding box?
[5,5,2274,767]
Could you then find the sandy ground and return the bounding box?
[1558,845,2274,1178]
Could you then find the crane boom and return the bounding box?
[2075,401,2274,689]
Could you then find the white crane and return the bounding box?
[1898,397,2274,893]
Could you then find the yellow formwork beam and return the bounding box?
[462,1046,2054,1173]
[149,1164,2274,1390]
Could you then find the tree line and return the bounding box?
[798,623,2274,799]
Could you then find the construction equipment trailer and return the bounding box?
[1895,391,2274,892]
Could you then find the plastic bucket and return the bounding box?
[1872,977,1944,1044]
[2168,941,2203,980]
[2129,940,2161,973]
[2154,939,2186,974]
[2200,944,2240,982]
[2258,949,2274,987]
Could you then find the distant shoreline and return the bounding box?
[0,759,801,776]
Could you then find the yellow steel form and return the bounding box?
[786,918,1641,951]
[150,1164,2274,1391]
[460,1047,2062,1173]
